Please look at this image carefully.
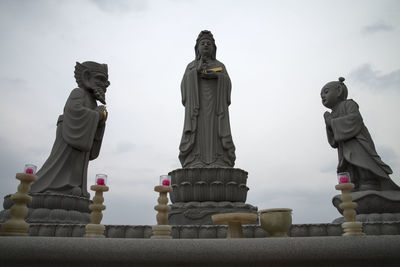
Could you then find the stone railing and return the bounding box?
[7,222,399,238]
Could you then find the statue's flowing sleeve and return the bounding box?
[62,88,100,152]
[330,100,363,142]
[332,99,393,178]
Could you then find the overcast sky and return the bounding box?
[0,0,399,225]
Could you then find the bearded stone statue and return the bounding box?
[30,61,109,198]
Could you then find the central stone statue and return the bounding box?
[169,31,257,225]
[179,30,236,168]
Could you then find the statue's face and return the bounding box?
[88,71,110,104]
[321,85,339,109]
[198,38,214,57]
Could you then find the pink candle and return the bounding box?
[337,172,350,184]
[159,175,171,187]
[97,178,105,186]
[95,174,107,186]
[339,176,349,184]
[24,164,37,175]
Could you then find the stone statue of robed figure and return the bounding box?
[179,30,236,168]
[169,31,257,225]
[30,61,109,198]
[321,77,399,192]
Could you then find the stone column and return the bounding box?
[84,185,109,238]
[335,183,364,236]
[151,185,173,239]
[0,173,37,236]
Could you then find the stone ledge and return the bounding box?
[0,236,399,267]
[2,222,399,238]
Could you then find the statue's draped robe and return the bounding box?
[179,59,236,167]
[326,99,397,190]
[31,88,105,197]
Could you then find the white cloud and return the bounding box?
[362,20,395,34]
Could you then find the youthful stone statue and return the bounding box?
[31,61,110,198]
[179,30,236,168]
[321,77,398,191]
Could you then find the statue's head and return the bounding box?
[320,77,348,109]
[195,30,217,60]
[74,61,110,104]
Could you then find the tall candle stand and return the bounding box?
[335,182,364,236]
[151,185,173,239]
[84,184,109,238]
[0,173,37,236]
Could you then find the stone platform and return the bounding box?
[0,193,91,224]
[168,168,257,224]
[332,190,400,223]
[1,235,400,267]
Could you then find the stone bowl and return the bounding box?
[259,208,292,237]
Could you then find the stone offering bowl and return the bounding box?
[259,208,292,237]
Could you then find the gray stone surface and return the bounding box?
[1,236,400,267]
[321,77,399,192]
[333,213,400,223]
[169,201,258,225]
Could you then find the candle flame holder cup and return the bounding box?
[96,174,108,186]
[337,172,351,184]
[160,175,171,187]
[24,164,37,175]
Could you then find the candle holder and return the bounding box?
[0,169,37,236]
[84,184,109,238]
[151,185,173,239]
[335,182,364,236]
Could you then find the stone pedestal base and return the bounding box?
[332,190,400,223]
[168,201,258,225]
[169,168,250,203]
[0,193,91,224]
[332,190,400,215]
[84,224,105,238]
[151,225,172,239]
[342,221,364,236]
[212,212,258,238]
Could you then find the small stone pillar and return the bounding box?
[335,183,364,236]
[151,185,173,239]
[0,173,37,236]
[84,185,109,238]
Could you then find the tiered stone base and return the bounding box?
[0,193,91,224]
[168,201,258,225]
[332,190,400,223]
[169,168,249,203]
[168,167,257,225]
